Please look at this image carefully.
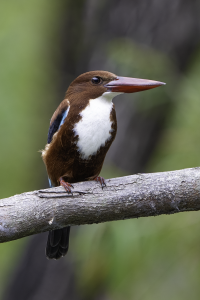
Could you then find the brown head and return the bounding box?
[50,70,165,127]
[66,70,165,101]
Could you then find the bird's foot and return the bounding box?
[59,177,74,194]
[94,176,106,189]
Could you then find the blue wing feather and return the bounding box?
[58,110,69,129]
[47,107,69,144]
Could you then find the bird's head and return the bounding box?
[66,70,165,101]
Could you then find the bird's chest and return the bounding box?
[73,98,115,159]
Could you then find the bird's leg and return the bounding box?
[59,177,74,194]
[94,176,106,189]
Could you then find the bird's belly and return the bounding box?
[73,98,114,159]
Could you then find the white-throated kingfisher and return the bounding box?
[42,71,165,259]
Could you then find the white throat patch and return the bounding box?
[74,91,121,159]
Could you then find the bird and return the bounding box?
[42,70,165,259]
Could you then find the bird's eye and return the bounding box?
[91,76,102,84]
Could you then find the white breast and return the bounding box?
[74,91,121,159]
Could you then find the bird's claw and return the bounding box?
[59,177,74,194]
[94,176,106,189]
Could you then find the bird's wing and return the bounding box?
[47,106,70,143]
[47,102,70,187]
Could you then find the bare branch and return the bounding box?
[1,167,200,243]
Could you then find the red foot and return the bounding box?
[59,177,74,194]
[94,176,106,189]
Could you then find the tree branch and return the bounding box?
[1,167,200,243]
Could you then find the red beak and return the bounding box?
[104,76,165,93]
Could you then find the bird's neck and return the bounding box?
[96,91,122,102]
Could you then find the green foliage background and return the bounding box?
[0,1,58,296]
[1,2,200,299]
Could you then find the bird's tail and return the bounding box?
[46,226,70,259]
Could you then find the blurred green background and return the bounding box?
[1,1,200,299]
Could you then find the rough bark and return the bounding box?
[1,167,200,243]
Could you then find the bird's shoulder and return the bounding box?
[47,99,70,144]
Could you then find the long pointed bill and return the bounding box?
[104,76,165,93]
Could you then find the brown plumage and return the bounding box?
[43,71,117,185]
[42,70,165,259]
